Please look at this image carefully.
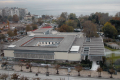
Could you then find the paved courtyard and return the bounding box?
[0,64,120,79]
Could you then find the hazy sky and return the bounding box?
[0,0,120,16]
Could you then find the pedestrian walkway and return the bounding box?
[0,70,117,80]
[0,63,120,79]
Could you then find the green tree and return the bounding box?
[102,22,117,38]
[57,12,67,27]
[65,20,77,28]
[68,13,76,20]
[58,24,74,32]
[26,25,32,32]
[13,14,19,23]
[83,21,98,37]
[14,28,17,36]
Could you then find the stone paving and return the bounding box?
[0,64,120,79]
[1,64,118,79]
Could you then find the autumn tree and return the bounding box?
[102,22,117,38]
[97,67,102,77]
[75,65,83,76]
[14,28,17,36]
[83,21,98,37]
[58,24,74,32]
[0,34,5,41]
[32,24,38,30]
[54,64,60,74]
[109,68,115,78]
[7,30,14,37]
[26,25,32,32]
[13,14,19,23]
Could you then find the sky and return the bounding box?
[0,0,120,16]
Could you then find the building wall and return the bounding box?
[68,53,81,61]
[4,50,14,57]
[54,52,81,61]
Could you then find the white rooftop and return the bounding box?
[70,46,80,52]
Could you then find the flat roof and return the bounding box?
[5,35,76,52]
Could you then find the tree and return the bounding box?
[102,22,117,38]
[58,24,74,32]
[0,34,5,41]
[75,65,83,76]
[109,68,115,78]
[68,13,76,20]
[65,20,77,28]
[7,30,14,37]
[26,62,32,72]
[13,14,19,23]
[19,62,24,71]
[38,18,43,25]
[97,67,102,77]
[32,24,38,30]
[83,21,98,37]
[14,28,17,36]
[0,73,8,80]
[57,12,67,27]
[54,64,60,74]
[11,73,19,80]
[45,65,49,73]
[26,25,32,32]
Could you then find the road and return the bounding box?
[0,69,118,80]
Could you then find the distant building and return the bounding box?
[1,7,28,18]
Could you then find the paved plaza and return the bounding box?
[0,64,120,80]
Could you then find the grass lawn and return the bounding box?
[105,46,119,51]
